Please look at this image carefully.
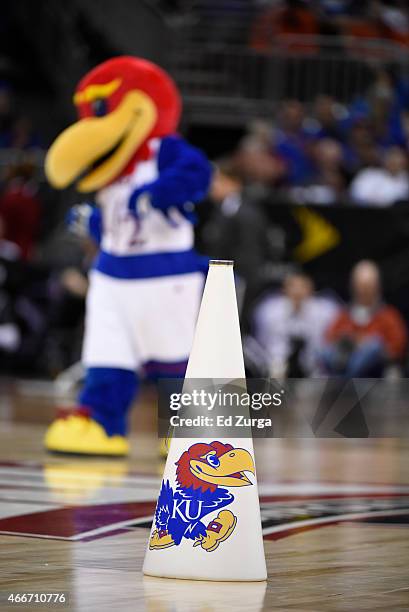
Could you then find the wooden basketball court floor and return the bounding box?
[0,380,408,611]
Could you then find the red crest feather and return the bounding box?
[175,441,233,492]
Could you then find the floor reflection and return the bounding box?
[143,575,267,612]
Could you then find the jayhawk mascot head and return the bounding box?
[45,56,181,193]
[176,441,255,493]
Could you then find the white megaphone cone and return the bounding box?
[143,260,267,581]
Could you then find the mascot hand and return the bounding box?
[128,185,190,226]
[128,188,151,220]
[66,203,102,245]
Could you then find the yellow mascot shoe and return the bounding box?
[44,414,129,457]
[158,429,173,459]
[158,436,169,459]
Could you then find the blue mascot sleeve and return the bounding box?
[88,206,102,245]
[128,136,212,217]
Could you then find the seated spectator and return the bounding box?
[0,216,21,357]
[304,95,346,142]
[250,0,319,55]
[235,124,287,189]
[345,69,409,150]
[343,119,381,172]
[350,146,409,206]
[0,216,49,374]
[375,0,409,47]
[340,2,390,57]
[273,100,315,185]
[290,138,348,204]
[364,68,409,149]
[342,1,409,56]
[0,160,41,259]
[253,272,339,377]
[323,260,407,376]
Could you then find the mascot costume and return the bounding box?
[44,56,211,456]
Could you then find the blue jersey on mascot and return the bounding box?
[44,56,212,456]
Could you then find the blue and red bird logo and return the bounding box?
[149,441,255,552]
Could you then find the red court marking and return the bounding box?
[0,501,156,540]
[260,492,409,502]
[0,461,408,541]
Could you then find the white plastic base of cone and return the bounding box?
[143,571,267,583]
[143,438,267,582]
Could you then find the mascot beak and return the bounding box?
[45,90,157,193]
[190,448,255,487]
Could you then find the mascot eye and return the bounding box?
[207,454,220,468]
[93,98,108,117]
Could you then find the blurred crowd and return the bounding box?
[212,66,409,207]
[0,158,89,377]
[0,84,89,376]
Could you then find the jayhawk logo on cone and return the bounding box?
[150,441,255,552]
